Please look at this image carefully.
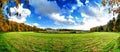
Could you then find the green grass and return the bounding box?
[0,32,120,52]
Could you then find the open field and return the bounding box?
[0,32,120,52]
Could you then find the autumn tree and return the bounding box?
[116,14,120,31]
[102,0,120,14]
[0,0,44,32]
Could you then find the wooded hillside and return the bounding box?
[0,0,43,32]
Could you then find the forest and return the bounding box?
[0,0,44,32]
[90,14,120,32]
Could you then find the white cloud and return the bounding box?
[85,0,89,4]
[33,23,40,27]
[29,0,60,16]
[24,23,32,26]
[76,0,83,7]
[38,16,42,20]
[68,15,73,19]
[25,23,46,28]
[68,19,75,24]
[32,23,46,28]
[9,4,31,23]
[28,0,118,30]
[68,4,118,30]
[30,0,76,25]
[50,13,67,22]
[29,0,84,25]
[50,13,75,25]
[69,0,83,13]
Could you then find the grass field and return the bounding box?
[0,32,120,52]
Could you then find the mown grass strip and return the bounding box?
[103,39,116,52]
[113,37,120,52]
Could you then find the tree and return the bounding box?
[15,0,20,8]
[0,0,44,32]
[116,14,120,31]
[90,14,120,32]
[102,0,120,13]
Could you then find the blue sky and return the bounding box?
[2,0,117,30]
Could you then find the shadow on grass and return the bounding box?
[0,32,10,52]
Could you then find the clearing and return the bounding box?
[0,32,120,52]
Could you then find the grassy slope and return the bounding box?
[0,32,120,52]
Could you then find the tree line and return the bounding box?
[90,0,120,32]
[0,16,44,32]
[0,0,46,32]
[0,8,44,32]
[90,14,120,32]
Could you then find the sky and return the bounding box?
[2,0,118,30]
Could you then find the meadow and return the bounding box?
[0,32,120,52]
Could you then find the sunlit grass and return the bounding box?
[0,32,120,52]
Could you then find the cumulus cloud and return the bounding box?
[24,23,32,26]
[25,23,40,27]
[50,13,75,25]
[85,0,89,4]
[25,23,45,28]
[32,23,45,28]
[29,0,60,16]
[9,4,31,23]
[29,0,77,25]
[28,0,118,30]
[30,0,71,25]
[69,4,118,30]
[33,23,40,27]
[76,0,83,7]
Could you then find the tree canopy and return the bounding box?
[102,0,120,13]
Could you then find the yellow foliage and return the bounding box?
[2,0,8,4]
[15,0,20,8]
[102,0,107,6]
[112,26,117,32]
